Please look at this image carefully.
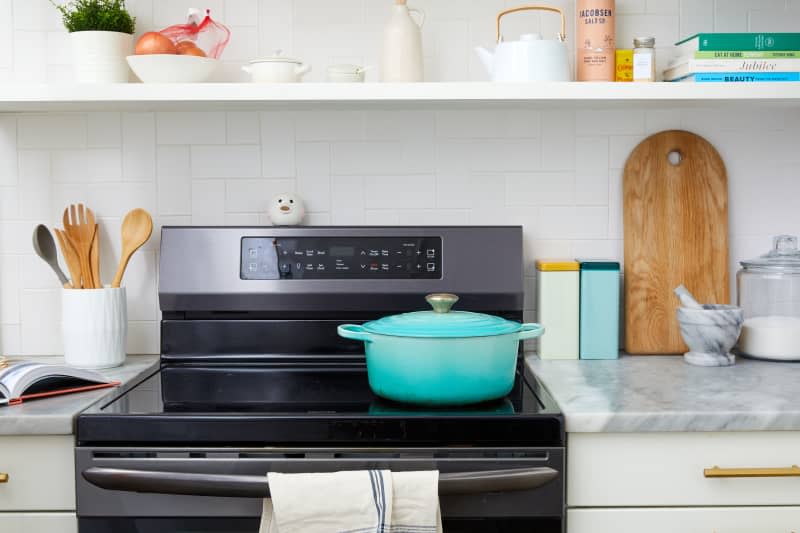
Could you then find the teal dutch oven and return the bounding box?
[338,293,544,406]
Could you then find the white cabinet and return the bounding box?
[568,432,800,507]
[0,513,77,533]
[0,435,75,511]
[567,432,800,533]
[569,507,800,533]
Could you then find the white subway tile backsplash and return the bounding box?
[191,145,261,178]
[20,289,61,355]
[226,112,261,144]
[0,255,20,324]
[0,1,793,355]
[226,178,295,213]
[158,112,227,145]
[506,172,575,206]
[122,113,156,181]
[157,146,192,216]
[364,175,436,209]
[261,112,296,177]
[87,113,122,148]
[18,114,87,149]
[192,179,226,225]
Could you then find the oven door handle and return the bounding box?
[82,466,558,498]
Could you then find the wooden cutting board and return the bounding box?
[623,130,729,354]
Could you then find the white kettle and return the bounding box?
[476,6,572,82]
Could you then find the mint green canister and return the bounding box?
[579,260,620,359]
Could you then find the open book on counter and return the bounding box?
[0,360,120,406]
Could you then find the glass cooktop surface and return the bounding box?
[78,362,563,447]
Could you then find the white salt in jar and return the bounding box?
[737,235,800,361]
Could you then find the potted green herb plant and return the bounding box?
[51,0,136,83]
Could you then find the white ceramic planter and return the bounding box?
[70,31,133,83]
[62,287,127,369]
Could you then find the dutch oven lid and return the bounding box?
[361,293,524,338]
[741,235,800,272]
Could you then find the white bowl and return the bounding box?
[127,54,218,83]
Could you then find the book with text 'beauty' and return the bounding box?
[670,72,800,83]
[0,361,119,406]
[676,33,800,53]
[664,58,800,81]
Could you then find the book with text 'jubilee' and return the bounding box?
[664,58,800,81]
[676,33,800,53]
[671,72,800,83]
[0,361,120,406]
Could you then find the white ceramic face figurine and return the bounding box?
[268,193,306,226]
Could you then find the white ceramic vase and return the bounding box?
[62,287,127,369]
[70,31,133,83]
[381,2,425,82]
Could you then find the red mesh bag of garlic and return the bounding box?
[158,8,231,59]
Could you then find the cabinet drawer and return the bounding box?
[0,513,77,533]
[568,432,800,507]
[568,507,800,533]
[0,436,75,511]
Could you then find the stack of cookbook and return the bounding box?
[664,33,800,82]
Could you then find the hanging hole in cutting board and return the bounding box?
[667,150,683,166]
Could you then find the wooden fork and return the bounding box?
[63,204,96,289]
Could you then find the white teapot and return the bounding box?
[475,6,571,82]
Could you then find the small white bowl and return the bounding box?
[127,54,218,83]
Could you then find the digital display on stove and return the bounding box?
[240,237,442,280]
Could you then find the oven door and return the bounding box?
[76,447,564,533]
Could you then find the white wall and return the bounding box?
[0,0,798,355]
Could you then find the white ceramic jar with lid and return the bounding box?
[737,235,800,360]
[242,51,311,83]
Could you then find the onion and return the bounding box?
[135,32,177,55]
[176,41,207,57]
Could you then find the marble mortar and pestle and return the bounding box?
[674,285,744,367]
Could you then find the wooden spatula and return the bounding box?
[111,208,153,288]
[90,223,100,288]
[54,228,82,289]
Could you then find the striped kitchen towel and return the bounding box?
[259,470,442,533]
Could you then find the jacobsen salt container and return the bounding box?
[536,260,580,359]
[579,260,620,359]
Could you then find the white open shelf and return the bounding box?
[0,82,798,112]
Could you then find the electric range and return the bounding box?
[76,226,564,533]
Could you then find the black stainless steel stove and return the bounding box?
[76,226,564,533]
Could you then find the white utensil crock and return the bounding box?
[62,287,127,369]
[70,31,133,83]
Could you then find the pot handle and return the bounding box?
[517,323,545,341]
[241,65,252,74]
[496,6,566,42]
[338,324,372,343]
[295,64,312,77]
[409,7,426,28]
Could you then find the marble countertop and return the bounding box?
[0,355,159,436]
[527,354,800,433]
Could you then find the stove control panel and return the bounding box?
[241,237,442,280]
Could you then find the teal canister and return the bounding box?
[579,260,620,359]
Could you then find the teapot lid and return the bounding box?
[741,235,800,272]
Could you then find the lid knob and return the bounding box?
[774,235,798,254]
[425,293,459,314]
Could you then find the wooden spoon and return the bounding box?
[54,228,82,289]
[32,224,71,288]
[111,208,153,288]
[63,204,96,289]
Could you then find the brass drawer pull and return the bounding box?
[0,473,8,483]
[704,465,800,478]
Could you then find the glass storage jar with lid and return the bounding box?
[737,235,800,360]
